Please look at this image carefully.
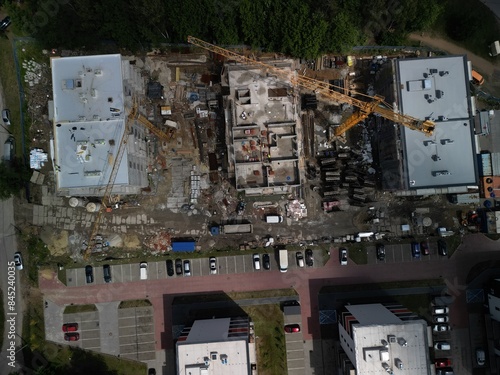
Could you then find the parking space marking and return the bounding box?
[242,255,245,273]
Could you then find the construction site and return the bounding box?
[22,38,478,260]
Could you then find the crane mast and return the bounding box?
[187,36,434,137]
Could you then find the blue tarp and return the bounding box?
[171,241,196,252]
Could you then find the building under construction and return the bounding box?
[51,54,149,197]
[223,61,302,196]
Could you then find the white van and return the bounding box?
[3,137,14,162]
[140,262,148,280]
[265,215,283,223]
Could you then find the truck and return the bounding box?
[210,224,253,235]
[279,249,288,273]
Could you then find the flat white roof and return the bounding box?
[51,54,130,190]
[53,120,129,189]
[51,54,125,123]
[177,319,250,375]
[352,321,430,375]
[397,56,477,188]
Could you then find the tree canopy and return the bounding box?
[5,0,443,57]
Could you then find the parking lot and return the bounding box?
[118,306,156,361]
[62,310,101,351]
[283,304,305,375]
[366,241,449,265]
[65,249,322,286]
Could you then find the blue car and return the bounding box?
[411,242,421,258]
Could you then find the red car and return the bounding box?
[64,333,80,341]
[435,358,452,368]
[420,241,430,255]
[284,324,301,333]
[62,323,78,332]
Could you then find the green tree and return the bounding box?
[0,159,30,200]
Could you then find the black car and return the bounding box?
[0,16,11,31]
[305,249,313,267]
[175,259,183,275]
[148,369,156,375]
[166,259,174,276]
[376,244,385,261]
[262,253,270,270]
[438,240,448,256]
[103,264,111,283]
[85,265,94,284]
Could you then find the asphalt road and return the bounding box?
[40,233,500,354]
[0,78,24,374]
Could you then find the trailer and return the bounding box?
[219,224,254,234]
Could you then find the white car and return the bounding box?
[434,315,449,323]
[253,254,261,270]
[340,248,348,266]
[433,306,450,315]
[209,257,217,274]
[13,252,23,270]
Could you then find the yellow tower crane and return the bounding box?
[85,100,173,258]
[187,36,435,137]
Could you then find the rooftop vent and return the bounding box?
[86,67,92,73]
[91,89,97,98]
[387,335,396,344]
[395,358,403,370]
[210,352,217,360]
[397,337,407,347]
[220,354,228,365]
[94,69,102,75]
[381,339,388,347]
[440,139,454,145]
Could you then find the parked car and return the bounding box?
[175,259,183,275]
[85,265,94,284]
[411,242,421,258]
[376,244,385,261]
[421,241,430,255]
[253,253,261,270]
[103,264,111,283]
[434,341,451,351]
[436,368,454,375]
[434,315,450,323]
[433,324,450,332]
[435,358,452,368]
[64,332,80,341]
[340,248,348,266]
[433,306,450,315]
[262,253,271,270]
[284,324,301,333]
[209,257,217,274]
[13,252,23,270]
[296,252,304,267]
[438,239,448,256]
[476,348,486,366]
[166,259,174,277]
[183,260,191,276]
[0,16,11,31]
[140,262,148,280]
[2,109,10,125]
[62,323,78,332]
[305,249,313,266]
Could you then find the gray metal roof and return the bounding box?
[397,56,477,188]
[184,318,232,344]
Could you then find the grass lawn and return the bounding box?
[119,299,152,308]
[346,243,368,265]
[173,289,297,305]
[242,304,286,375]
[63,304,97,314]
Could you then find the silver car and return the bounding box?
[13,252,23,270]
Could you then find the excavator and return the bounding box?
[84,100,173,259]
[187,36,435,137]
